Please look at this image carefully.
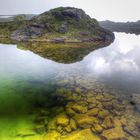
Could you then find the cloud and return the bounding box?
[83,33,140,77]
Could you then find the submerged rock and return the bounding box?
[61,129,101,140]
[101,127,126,140]
[69,119,77,131]
[43,130,61,140]
[91,124,103,134]
[74,114,99,128]
[71,104,88,114]
[56,113,69,127]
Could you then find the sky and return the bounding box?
[0,0,140,22]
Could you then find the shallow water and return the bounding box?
[0,33,140,140]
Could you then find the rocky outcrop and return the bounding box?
[130,94,140,112]
[11,7,114,43]
[11,23,45,41]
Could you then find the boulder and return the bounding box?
[87,108,100,116]
[72,104,88,114]
[130,94,140,112]
[102,116,114,129]
[58,22,68,33]
[73,114,99,128]
[102,127,126,140]
[98,110,110,119]
[69,119,77,130]
[91,124,103,133]
[56,113,69,127]
[61,129,101,140]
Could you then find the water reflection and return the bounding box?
[17,41,108,63]
[0,33,140,140]
[83,33,140,93]
[1,33,140,94]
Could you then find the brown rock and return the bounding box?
[56,113,69,127]
[87,97,97,104]
[69,119,77,130]
[74,114,99,128]
[61,129,101,140]
[98,110,110,119]
[88,103,97,109]
[87,108,100,116]
[102,116,114,129]
[64,125,72,133]
[102,127,126,140]
[72,104,88,114]
[92,124,103,133]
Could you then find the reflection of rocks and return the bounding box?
[17,41,111,64]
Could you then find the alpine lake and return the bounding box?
[0,32,140,140]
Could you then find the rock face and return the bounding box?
[11,23,45,41]
[11,7,114,43]
[130,94,140,112]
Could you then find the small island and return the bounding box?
[0,7,114,43]
[0,7,115,63]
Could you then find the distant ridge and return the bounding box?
[0,14,36,22]
[100,20,140,35]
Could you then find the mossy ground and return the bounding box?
[0,20,27,37]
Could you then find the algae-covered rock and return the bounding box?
[102,127,126,140]
[91,124,103,133]
[61,129,101,140]
[63,125,72,133]
[98,110,110,119]
[56,113,69,127]
[66,107,76,117]
[43,130,61,140]
[102,116,114,129]
[74,114,99,128]
[72,104,88,114]
[47,119,56,130]
[34,125,46,134]
[87,108,100,116]
[87,97,97,104]
[69,119,77,130]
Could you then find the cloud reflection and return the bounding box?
[83,33,140,78]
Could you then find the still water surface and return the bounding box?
[0,32,140,139]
